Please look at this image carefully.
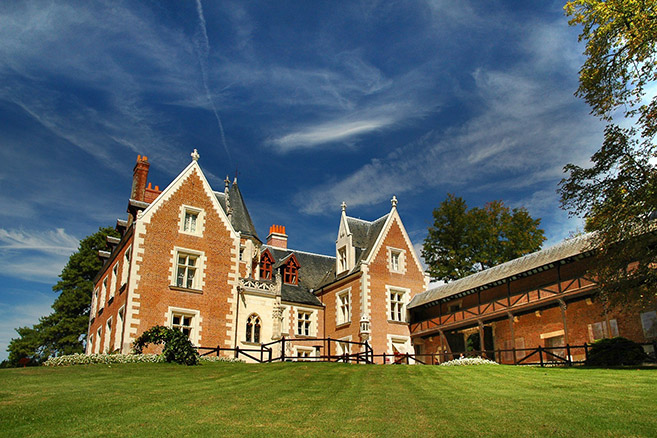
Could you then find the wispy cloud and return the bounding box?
[0,228,78,282]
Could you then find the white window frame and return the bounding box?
[110,264,118,300]
[295,346,315,360]
[179,205,204,237]
[121,246,131,286]
[91,287,98,318]
[387,247,406,274]
[336,336,352,357]
[99,277,107,311]
[94,327,102,354]
[114,306,125,351]
[167,307,201,345]
[104,317,113,353]
[386,286,410,323]
[296,310,313,337]
[171,248,205,291]
[338,246,348,273]
[87,334,94,355]
[336,288,351,326]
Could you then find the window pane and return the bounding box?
[173,315,180,325]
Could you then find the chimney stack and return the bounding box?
[267,224,288,249]
[131,155,150,202]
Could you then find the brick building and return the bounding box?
[408,234,657,363]
[86,151,429,360]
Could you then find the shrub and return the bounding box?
[440,356,499,366]
[133,326,199,365]
[586,337,648,366]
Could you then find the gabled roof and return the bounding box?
[264,246,335,306]
[347,214,389,267]
[214,180,260,241]
[408,233,596,309]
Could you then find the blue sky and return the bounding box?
[0,0,603,360]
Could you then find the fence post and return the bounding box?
[566,344,572,366]
[327,337,331,362]
[235,345,239,359]
[538,346,544,367]
[217,345,221,357]
[260,344,264,363]
[584,342,589,363]
[281,336,286,362]
[268,347,272,363]
[383,352,387,364]
[406,354,409,365]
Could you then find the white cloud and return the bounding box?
[0,228,78,282]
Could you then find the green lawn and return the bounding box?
[1,362,655,437]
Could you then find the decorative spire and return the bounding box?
[391,195,398,208]
[224,175,232,218]
[191,149,200,161]
[341,201,347,212]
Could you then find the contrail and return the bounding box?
[195,0,232,165]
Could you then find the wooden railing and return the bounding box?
[410,276,597,335]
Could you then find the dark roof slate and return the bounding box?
[214,180,260,241]
[264,246,335,306]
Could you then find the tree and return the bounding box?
[559,0,657,308]
[422,194,545,281]
[6,226,118,366]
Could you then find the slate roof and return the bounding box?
[408,233,597,309]
[214,180,260,241]
[264,246,336,306]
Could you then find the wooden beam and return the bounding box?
[559,299,569,345]
[508,312,516,364]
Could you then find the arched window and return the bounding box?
[259,251,273,280]
[246,314,261,343]
[283,257,299,285]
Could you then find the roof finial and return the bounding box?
[391,195,398,209]
[191,149,200,161]
[341,201,347,212]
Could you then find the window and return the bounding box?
[389,290,405,322]
[121,246,131,286]
[587,319,619,342]
[640,311,657,338]
[337,290,350,325]
[114,307,125,351]
[447,303,461,313]
[297,311,312,336]
[104,318,113,353]
[260,252,273,280]
[176,253,198,289]
[391,251,400,271]
[110,264,118,299]
[179,206,204,236]
[99,278,107,310]
[245,314,261,343]
[239,245,245,262]
[87,334,94,355]
[91,287,98,317]
[388,248,405,273]
[296,347,314,360]
[95,327,102,354]
[284,258,299,285]
[171,312,194,339]
[336,339,351,357]
[338,247,347,272]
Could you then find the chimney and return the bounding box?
[131,155,150,202]
[267,224,288,249]
[144,182,162,204]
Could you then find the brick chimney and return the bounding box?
[144,182,162,203]
[131,155,150,202]
[267,225,288,249]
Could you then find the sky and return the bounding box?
[0,0,605,360]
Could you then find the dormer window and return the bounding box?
[259,251,273,280]
[283,258,299,285]
[338,247,347,272]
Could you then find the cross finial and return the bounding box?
[191,149,200,161]
[391,195,398,208]
[341,201,347,212]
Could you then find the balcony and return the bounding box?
[239,278,277,295]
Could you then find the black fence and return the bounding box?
[198,340,657,367]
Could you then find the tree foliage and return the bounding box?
[422,194,546,281]
[6,226,118,366]
[133,325,199,365]
[560,0,657,308]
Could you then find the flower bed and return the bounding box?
[43,353,243,367]
[440,356,499,366]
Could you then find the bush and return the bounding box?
[133,326,199,365]
[586,337,648,366]
[440,356,499,366]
